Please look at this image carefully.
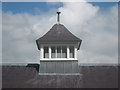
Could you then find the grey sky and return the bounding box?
[2,2,118,64]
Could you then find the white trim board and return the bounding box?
[40,58,78,61]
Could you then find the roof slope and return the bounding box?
[2,65,118,88]
[36,24,82,50]
[37,24,81,42]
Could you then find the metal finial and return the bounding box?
[57,11,61,24]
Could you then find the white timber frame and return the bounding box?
[40,44,78,61]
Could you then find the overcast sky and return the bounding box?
[2,2,118,64]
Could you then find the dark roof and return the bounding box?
[2,65,118,88]
[36,24,82,50]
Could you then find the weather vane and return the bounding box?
[57,11,61,24]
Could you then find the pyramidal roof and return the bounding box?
[36,24,82,50]
[37,24,81,42]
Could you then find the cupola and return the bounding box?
[36,12,82,74]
